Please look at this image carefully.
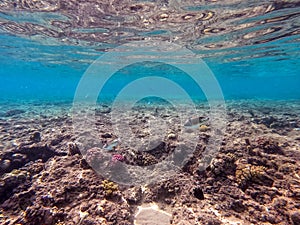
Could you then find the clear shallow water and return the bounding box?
[1,3,300,224]
[0,0,300,102]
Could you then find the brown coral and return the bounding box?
[235,163,266,187]
[256,137,284,154]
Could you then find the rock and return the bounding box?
[101,133,112,138]
[291,212,300,225]
[30,131,41,142]
[50,135,64,146]
[134,203,171,225]
[12,153,27,162]
[260,116,276,127]
[4,109,25,117]
[19,145,60,162]
[0,169,30,204]
[67,142,80,156]
[24,205,65,225]
[193,186,204,200]
[273,198,287,209]
[167,133,176,140]
[270,122,281,129]
[0,159,11,170]
[196,213,222,225]
[124,187,143,204]
[230,200,246,213]
[96,105,111,114]
[0,145,60,176]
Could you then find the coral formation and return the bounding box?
[255,137,284,154]
[209,153,236,176]
[235,163,266,187]
[112,154,124,162]
[67,142,80,156]
[0,169,30,203]
[138,153,158,166]
[199,124,209,132]
[30,131,41,142]
[101,180,118,196]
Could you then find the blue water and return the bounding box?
[0,3,300,103]
[1,49,299,102]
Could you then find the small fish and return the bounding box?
[103,138,120,151]
[184,116,206,127]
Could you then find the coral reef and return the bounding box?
[0,100,300,224]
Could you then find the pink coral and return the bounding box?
[112,154,124,162]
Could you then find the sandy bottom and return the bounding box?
[0,100,300,225]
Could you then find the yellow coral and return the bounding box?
[101,180,118,196]
[199,125,209,132]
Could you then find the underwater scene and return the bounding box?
[0,0,300,224]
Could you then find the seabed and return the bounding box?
[0,100,300,224]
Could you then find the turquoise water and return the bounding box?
[1,39,299,102]
[0,2,300,102]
